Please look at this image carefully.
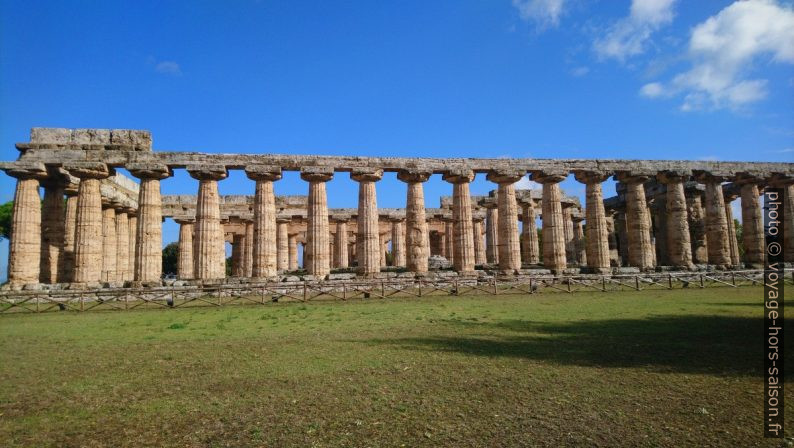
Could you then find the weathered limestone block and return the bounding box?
[334,220,349,269]
[246,165,282,278]
[656,171,694,269]
[443,169,476,273]
[128,214,137,278]
[488,170,524,273]
[189,166,228,280]
[686,193,708,264]
[573,217,587,267]
[176,220,194,279]
[473,218,487,265]
[40,179,66,283]
[301,167,334,277]
[443,220,454,263]
[5,163,47,285]
[232,234,244,277]
[737,177,764,267]
[277,219,290,271]
[30,127,72,145]
[694,172,732,267]
[131,164,172,284]
[723,190,740,266]
[397,170,431,273]
[605,215,620,267]
[66,162,111,284]
[391,219,406,267]
[562,206,576,263]
[351,168,383,277]
[380,234,388,267]
[288,234,298,271]
[244,222,254,277]
[101,206,118,282]
[115,207,130,282]
[60,193,79,282]
[574,171,611,273]
[616,173,655,270]
[531,171,567,273]
[614,209,629,267]
[519,199,540,265]
[483,200,499,265]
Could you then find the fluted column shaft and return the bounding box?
[69,163,110,284]
[657,174,693,269]
[485,206,499,264]
[443,170,476,273]
[276,220,289,271]
[244,222,254,277]
[487,172,524,273]
[574,173,611,273]
[134,176,166,283]
[532,173,567,273]
[381,236,388,267]
[562,207,575,263]
[391,220,406,267]
[352,169,383,277]
[301,168,333,277]
[398,171,431,273]
[101,206,117,282]
[61,194,78,283]
[39,182,65,284]
[740,183,763,266]
[686,193,708,264]
[6,168,46,285]
[232,234,244,277]
[724,193,740,266]
[699,176,731,267]
[334,221,349,269]
[288,234,298,271]
[520,201,540,265]
[246,167,282,278]
[444,221,454,263]
[573,219,587,266]
[128,215,137,277]
[473,219,486,265]
[194,179,223,279]
[621,177,655,270]
[177,221,194,279]
[115,209,130,282]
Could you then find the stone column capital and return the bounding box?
[479,197,498,209]
[767,173,794,187]
[615,171,653,184]
[397,169,432,183]
[530,170,568,184]
[573,170,612,184]
[350,167,384,182]
[128,163,172,180]
[64,162,112,179]
[733,172,764,186]
[245,165,283,182]
[487,169,525,184]
[656,170,690,184]
[442,168,475,184]
[3,162,48,180]
[174,218,195,225]
[276,217,292,224]
[188,165,228,181]
[693,170,727,183]
[300,167,334,182]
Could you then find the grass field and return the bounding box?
[0,286,792,447]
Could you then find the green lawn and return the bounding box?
[1,287,792,447]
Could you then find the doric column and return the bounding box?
[397,170,431,274]
[128,213,137,278]
[694,172,731,267]
[288,234,298,271]
[442,169,476,274]
[101,203,118,283]
[656,171,694,269]
[562,205,576,263]
[615,173,655,270]
[130,164,172,284]
[189,165,228,280]
[300,167,334,277]
[391,219,406,267]
[381,234,388,267]
[351,168,383,277]
[276,219,290,271]
[115,207,130,283]
[482,199,499,264]
[333,219,349,269]
[736,175,764,268]
[244,222,254,277]
[245,165,282,278]
[530,171,567,273]
[722,189,741,266]
[4,163,47,286]
[473,217,486,265]
[613,209,629,266]
[487,170,524,274]
[574,171,612,273]
[60,188,79,283]
[38,176,66,284]
[573,215,587,267]
[232,234,244,277]
[519,199,540,265]
[686,190,708,264]
[66,162,111,285]
[436,230,447,259]
[176,219,195,279]
[768,174,794,263]
[605,214,620,267]
[443,219,454,263]
[648,197,668,266]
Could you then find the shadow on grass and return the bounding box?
[369,315,794,377]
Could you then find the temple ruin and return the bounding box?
[1,127,793,292]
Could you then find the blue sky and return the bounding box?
[1,0,792,279]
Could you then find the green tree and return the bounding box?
[734,219,744,258]
[161,242,179,276]
[0,201,13,240]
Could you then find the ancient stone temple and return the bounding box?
[1,127,792,290]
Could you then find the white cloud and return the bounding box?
[642,0,794,111]
[155,61,182,76]
[640,81,665,97]
[570,66,590,77]
[515,176,540,190]
[594,0,678,61]
[512,0,567,29]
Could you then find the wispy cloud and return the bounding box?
[594,0,678,61]
[515,176,540,190]
[155,61,182,76]
[639,0,794,111]
[512,0,568,30]
[570,66,590,77]
[767,148,794,153]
